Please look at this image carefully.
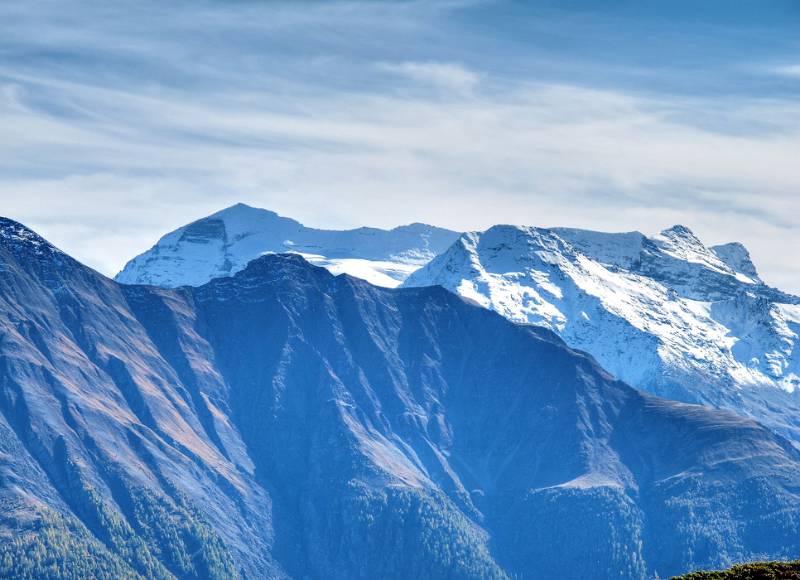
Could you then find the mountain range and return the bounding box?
[120,205,800,447]
[116,203,459,288]
[3,216,800,578]
[404,224,800,443]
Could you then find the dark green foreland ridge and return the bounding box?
[674,561,800,579]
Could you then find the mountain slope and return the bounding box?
[403,224,800,442]
[115,203,459,288]
[0,218,281,578]
[2,218,800,578]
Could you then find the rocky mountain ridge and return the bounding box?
[2,217,800,578]
[404,224,800,442]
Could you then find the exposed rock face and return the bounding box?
[711,242,762,283]
[2,218,800,578]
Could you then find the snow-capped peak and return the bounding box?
[115,204,460,288]
[0,217,61,255]
[0,217,68,268]
[404,223,800,443]
[651,224,736,276]
[712,241,762,283]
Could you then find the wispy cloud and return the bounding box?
[0,0,798,292]
[378,61,481,93]
[771,64,800,79]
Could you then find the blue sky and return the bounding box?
[1,0,799,291]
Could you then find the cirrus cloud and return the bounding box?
[0,0,798,292]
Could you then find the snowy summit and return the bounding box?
[404,223,800,443]
[116,203,459,288]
